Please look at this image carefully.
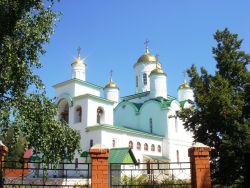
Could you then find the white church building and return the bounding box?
[53,45,194,163]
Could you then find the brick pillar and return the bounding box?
[0,142,8,188]
[188,146,211,188]
[89,144,109,188]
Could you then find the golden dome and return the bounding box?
[137,48,157,63]
[104,70,119,89]
[104,80,118,89]
[72,56,85,66]
[178,80,190,89]
[150,67,165,75]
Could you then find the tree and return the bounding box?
[0,0,80,165]
[179,28,250,184]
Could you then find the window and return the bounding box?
[136,76,138,87]
[144,143,148,151]
[75,106,82,123]
[97,107,104,124]
[112,139,116,148]
[149,118,153,133]
[157,145,161,153]
[129,141,133,149]
[143,73,147,85]
[137,142,141,150]
[90,139,93,148]
[58,99,69,123]
[176,150,180,163]
[151,144,155,152]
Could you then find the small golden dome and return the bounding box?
[72,56,85,66]
[178,80,190,89]
[137,48,157,63]
[150,68,165,75]
[104,81,118,89]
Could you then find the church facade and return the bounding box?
[53,45,194,163]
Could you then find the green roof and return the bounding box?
[109,148,137,164]
[152,97,175,109]
[53,79,103,90]
[86,124,164,138]
[179,100,187,108]
[122,91,150,101]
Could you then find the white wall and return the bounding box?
[75,82,101,97]
[150,74,167,98]
[114,102,138,128]
[55,84,75,98]
[86,98,113,126]
[100,129,163,162]
[138,101,167,135]
[178,88,194,102]
[134,63,157,93]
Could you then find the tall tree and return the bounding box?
[179,28,250,184]
[0,0,80,165]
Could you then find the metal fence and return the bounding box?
[1,160,91,187]
[110,162,191,187]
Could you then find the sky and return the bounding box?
[38,0,250,99]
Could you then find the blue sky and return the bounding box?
[39,0,250,98]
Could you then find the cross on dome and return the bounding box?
[144,39,150,53]
[109,69,113,82]
[77,46,81,58]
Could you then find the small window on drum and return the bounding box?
[143,73,147,85]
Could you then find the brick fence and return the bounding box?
[88,145,212,188]
[0,143,212,188]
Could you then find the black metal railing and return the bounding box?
[1,160,91,187]
[110,162,191,187]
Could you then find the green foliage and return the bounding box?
[0,0,80,167]
[119,175,190,187]
[1,126,27,162]
[178,28,250,184]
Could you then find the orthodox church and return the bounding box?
[53,44,194,163]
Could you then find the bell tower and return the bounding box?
[71,47,86,81]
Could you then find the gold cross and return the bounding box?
[144,39,149,49]
[77,47,81,57]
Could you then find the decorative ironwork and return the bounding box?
[2,160,91,187]
[110,162,191,187]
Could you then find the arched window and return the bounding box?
[129,141,133,149]
[143,73,147,85]
[74,106,82,123]
[144,143,148,151]
[151,144,155,152]
[157,145,161,153]
[58,99,69,123]
[137,142,141,150]
[112,139,116,148]
[97,107,104,124]
[149,118,153,133]
[176,150,180,163]
[136,76,138,87]
[90,139,93,148]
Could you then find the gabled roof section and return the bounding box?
[152,97,175,109]
[53,79,103,90]
[86,124,164,139]
[109,148,137,164]
[122,91,150,101]
[74,94,114,104]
